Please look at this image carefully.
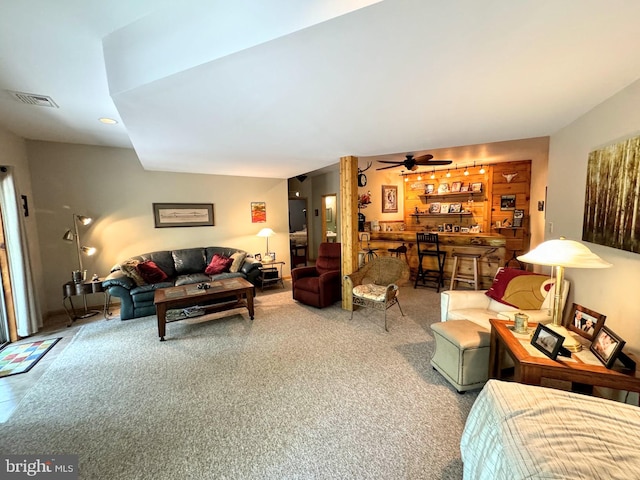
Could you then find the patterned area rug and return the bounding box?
[0,338,61,378]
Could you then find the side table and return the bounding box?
[63,280,111,326]
[489,318,640,401]
[258,261,285,290]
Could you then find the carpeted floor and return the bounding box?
[0,286,478,479]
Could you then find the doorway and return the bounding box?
[322,194,338,243]
[288,198,308,266]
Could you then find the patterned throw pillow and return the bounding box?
[485,268,553,310]
[119,260,146,286]
[136,260,168,284]
[229,252,247,273]
[205,254,233,275]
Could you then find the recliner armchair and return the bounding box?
[292,242,341,308]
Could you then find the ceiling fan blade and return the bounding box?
[413,154,434,162]
[376,164,402,171]
[423,159,453,166]
[376,160,404,165]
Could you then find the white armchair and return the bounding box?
[440,270,570,331]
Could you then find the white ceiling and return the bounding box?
[1,0,640,179]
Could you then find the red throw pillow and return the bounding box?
[136,260,168,284]
[485,268,553,309]
[205,254,233,275]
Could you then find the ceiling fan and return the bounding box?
[376,154,452,171]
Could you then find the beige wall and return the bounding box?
[359,137,550,247]
[27,141,290,317]
[548,78,640,356]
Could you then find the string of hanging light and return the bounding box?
[399,162,488,179]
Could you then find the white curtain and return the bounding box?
[0,168,41,336]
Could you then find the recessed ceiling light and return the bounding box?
[99,117,118,125]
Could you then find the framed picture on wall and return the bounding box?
[153,203,214,228]
[500,194,516,210]
[251,202,266,223]
[382,185,398,213]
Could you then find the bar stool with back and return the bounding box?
[414,233,447,292]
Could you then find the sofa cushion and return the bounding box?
[120,260,146,286]
[172,248,206,275]
[136,260,168,284]
[485,268,553,310]
[205,254,233,275]
[229,251,247,273]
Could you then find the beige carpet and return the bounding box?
[0,285,479,479]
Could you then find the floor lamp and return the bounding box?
[517,237,611,352]
[63,214,98,318]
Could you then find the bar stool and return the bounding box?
[359,232,378,263]
[414,233,446,292]
[387,243,408,263]
[449,252,481,290]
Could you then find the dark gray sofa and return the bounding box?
[102,247,262,320]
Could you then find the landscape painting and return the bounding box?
[583,134,640,253]
[153,203,214,228]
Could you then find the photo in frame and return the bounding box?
[565,303,606,341]
[425,184,435,194]
[440,203,450,214]
[382,185,398,213]
[471,182,483,192]
[500,194,516,210]
[513,209,524,227]
[590,325,625,368]
[451,181,462,192]
[449,203,462,213]
[438,183,450,193]
[251,202,266,223]
[153,203,214,228]
[429,203,441,214]
[531,324,564,360]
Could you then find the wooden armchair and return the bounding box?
[344,257,410,331]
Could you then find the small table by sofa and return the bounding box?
[258,261,284,290]
[153,277,255,341]
[489,318,640,398]
[62,280,110,326]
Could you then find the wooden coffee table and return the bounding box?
[154,278,254,341]
[489,318,640,398]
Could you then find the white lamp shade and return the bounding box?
[517,237,612,268]
[257,228,275,238]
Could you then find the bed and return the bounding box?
[461,380,640,479]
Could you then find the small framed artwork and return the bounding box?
[453,225,460,233]
[437,225,444,232]
[254,253,262,261]
[382,185,398,213]
[440,203,450,214]
[251,202,266,223]
[500,194,516,210]
[460,227,470,233]
[153,203,214,228]
[471,182,483,192]
[590,326,625,368]
[513,209,524,227]
[460,185,469,192]
[444,223,453,232]
[451,181,462,192]
[449,203,462,213]
[429,203,441,214]
[565,303,606,341]
[531,324,564,360]
[425,184,435,194]
[438,183,450,193]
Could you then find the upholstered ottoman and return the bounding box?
[430,320,491,392]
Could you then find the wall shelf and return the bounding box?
[419,191,483,199]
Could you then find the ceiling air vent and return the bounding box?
[8,90,59,108]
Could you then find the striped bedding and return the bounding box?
[461,380,640,479]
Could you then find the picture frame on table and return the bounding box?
[531,324,564,360]
[590,325,625,369]
[565,303,606,341]
[451,181,462,192]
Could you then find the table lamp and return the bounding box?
[517,237,611,352]
[257,227,275,261]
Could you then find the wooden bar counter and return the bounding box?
[364,231,505,289]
